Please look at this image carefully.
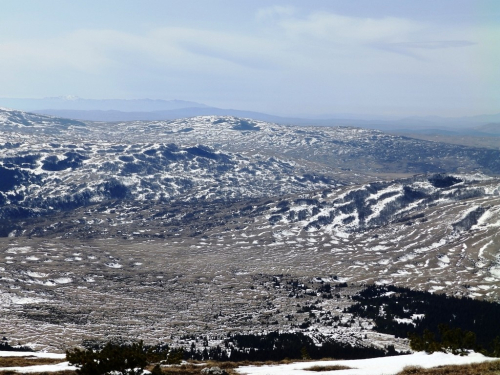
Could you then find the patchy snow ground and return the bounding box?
[0,351,156,374]
[0,361,76,373]
[236,352,497,375]
[0,351,65,358]
[0,351,73,374]
[1,351,495,374]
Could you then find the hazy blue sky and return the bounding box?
[1,0,499,117]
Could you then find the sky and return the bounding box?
[0,0,499,118]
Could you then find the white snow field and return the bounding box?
[0,351,65,358]
[0,361,76,373]
[236,352,497,375]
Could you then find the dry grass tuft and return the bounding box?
[304,364,352,371]
[398,366,425,374]
[150,364,202,375]
[205,359,296,368]
[146,363,240,375]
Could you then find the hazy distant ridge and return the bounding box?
[1,96,500,136]
[33,107,291,123]
[0,97,208,112]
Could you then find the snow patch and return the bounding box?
[236,352,496,375]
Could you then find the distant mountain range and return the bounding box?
[1,96,499,136]
[33,107,293,123]
[0,96,208,112]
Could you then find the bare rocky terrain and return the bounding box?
[0,108,499,353]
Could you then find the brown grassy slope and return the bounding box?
[0,372,73,375]
[0,357,63,367]
[304,364,352,371]
[397,360,500,375]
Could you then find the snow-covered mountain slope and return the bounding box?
[90,116,500,176]
[0,140,340,230]
[0,107,85,133]
[1,175,499,352]
[3,108,500,178]
[1,109,499,296]
[1,108,500,353]
[6,172,500,297]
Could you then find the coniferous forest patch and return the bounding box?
[348,285,500,353]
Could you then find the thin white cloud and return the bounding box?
[256,5,296,22]
[151,27,283,71]
[0,12,482,75]
[277,12,421,43]
[392,40,477,49]
[0,8,496,116]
